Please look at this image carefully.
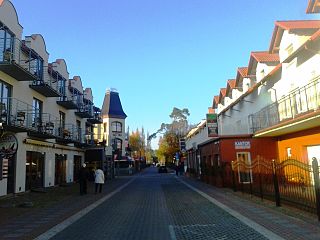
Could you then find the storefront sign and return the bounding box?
[235,141,251,149]
[0,133,18,158]
[206,113,218,137]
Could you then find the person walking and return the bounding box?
[79,163,89,195]
[94,167,105,194]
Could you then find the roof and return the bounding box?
[248,51,279,75]
[218,88,226,104]
[306,0,320,13]
[226,79,236,97]
[212,95,219,109]
[101,90,127,119]
[269,20,320,53]
[235,67,249,89]
[251,51,280,62]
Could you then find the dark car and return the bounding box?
[158,165,168,173]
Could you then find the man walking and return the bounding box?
[94,167,105,193]
[79,163,89,195]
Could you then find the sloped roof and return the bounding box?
[306,0,320,13]
[219,88,226,104]
[248,51,279,75]
[269,20,320,53]
[235,67,249,89]
[226,79,236,97]
[212,95,219,109]
[101,90,127,119]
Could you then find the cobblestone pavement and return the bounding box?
[49,168,279,240]
[2,167,320,240]
[0,177,131,240]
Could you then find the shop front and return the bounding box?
[0,133,18,195]
[199,136,278,188]
[25,151,45,190]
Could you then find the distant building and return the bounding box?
[96,89,127,159]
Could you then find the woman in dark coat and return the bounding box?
[79,163,89,195]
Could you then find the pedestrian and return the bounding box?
[94,167,105,194]
[79,163,89,195]
[175,164,179,176]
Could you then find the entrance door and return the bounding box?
[55,154,66,185]
[25,151,45,190]
[307,146,320,184]
[236,152,252,184]
[73,155,81,182]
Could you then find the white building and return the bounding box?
[0,0,102,196]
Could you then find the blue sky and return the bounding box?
[10,0,317,148]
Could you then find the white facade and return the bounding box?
[0,0,101,196]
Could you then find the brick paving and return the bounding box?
[0,178,131,240]
[1,167,320,240]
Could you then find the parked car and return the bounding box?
[158,165,168,173]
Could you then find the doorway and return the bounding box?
[73,155,82,182]
[25,151,45,190]
[55,154,67,185]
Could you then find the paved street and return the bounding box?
[40,167,289,240]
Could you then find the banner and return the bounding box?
[206,113,218,137]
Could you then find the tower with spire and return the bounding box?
[101,88,127,158]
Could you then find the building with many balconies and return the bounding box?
[0,0,103,196]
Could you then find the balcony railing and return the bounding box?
[87,106,103,124]
[249,76,320,134]
[75,103,93,118]
[0,37,40,81]
[0,97,32,132]
[29,66,61,97]
[56,94,78,110]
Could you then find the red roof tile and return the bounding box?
[212,96,219,108]
[275,20,320,30]
[251,51,280,62]
[270,20,320,53]
[227,79,236,89]
[237,67,248,77]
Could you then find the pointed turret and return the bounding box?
[101,89,127,119]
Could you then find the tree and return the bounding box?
[153,107,191,164]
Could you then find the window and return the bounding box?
[0,22,14,62]
[32,98,42,124]
[76,120,81,141]
[59,111,65,129]
[103,123,107,133]
[237,152,252,183]
[0,80,12,100]
[58,77,66,99]
[111,121,122,133]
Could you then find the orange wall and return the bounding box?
[277,129,320,163]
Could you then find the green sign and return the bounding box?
[206,113,218,137]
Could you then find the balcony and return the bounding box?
[56,95,78,109]
[29,67,61,97]
[0,98,32,133]
[27,113,58,139]
[87,106,103,124]
[56,123,82,144]
[75,104,93,119]
[249,76,320,136]
[0,37,39,81]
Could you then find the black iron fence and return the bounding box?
[231,157,320,220]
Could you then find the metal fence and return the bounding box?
[231,157,320,220]
[249,76,320,133]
